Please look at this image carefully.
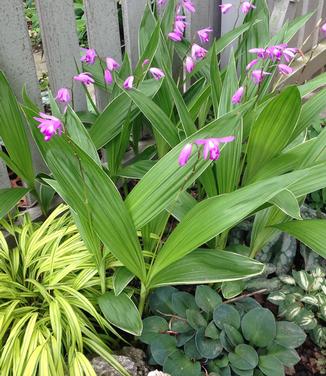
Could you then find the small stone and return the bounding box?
[147,371,170,376]
[90,356,137,376]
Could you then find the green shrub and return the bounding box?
[139,285,306,376]
[268,267,326,348]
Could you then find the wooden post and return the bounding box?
[121,0,147,67]
[84,0,122,110]
[35,0,86,111]
[0,0,46,175]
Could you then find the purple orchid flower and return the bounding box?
[73,73,95,85]
[278,64,293,75]
[178,143,193,166]
[185,56,195,73]
[191,44,207,61]
[149,68,165,80]
[123,76,134,90]
[81,48,97,65]
[251,70,271,84]
[241,1,256,14]
[33,112,63,142]
[104,69,113,84]
[322,23,326,35]
[55,88,71,104]
[219,3,233,14]
[196,137,235,161]
[197,27,213,44]
[246,59,259,70]
[182,0,196,13]
[168,31,183,42]
[106,57,120,71]
[231,87,244,104]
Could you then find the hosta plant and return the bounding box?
[139,285,306,376]
[0,205,127,376]
[268,267,326,348]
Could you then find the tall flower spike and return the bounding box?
[191,44,207,61]
[73,73,95,85]
[195,137,235,161]
[123,76,134,90]
[278,64,293,75]
[178,143,193,166]
[185,56,195,73]
[219,3,233,14]
[241,1,256,14]
[55,88,71,104]
[157,0,167,6]
[251,70,271,84]
[106,57,120,71]
[149,68,165,80]
[80,48,97,65]
[33,113,63,142]
[104,69,113,84]
[231,87,244,104]
[197,27,213,44]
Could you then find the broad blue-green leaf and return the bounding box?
[98,292,142,336]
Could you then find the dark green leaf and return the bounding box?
[195,285,222,313]
[213,304,241,330]
[139,316,168,345]
[195,327,223,359]
[0,188,29,220]
[228,344,258,370]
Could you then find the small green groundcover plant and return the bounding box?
[268,267,326,349]
[139,286,306,376]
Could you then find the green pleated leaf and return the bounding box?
[150,169,309,278]
[148,249,264,288]
[98,292,142,336]
[0,71,34,185]
[122,85,179,147]
[246,87,301,182]
[23,107,147,282]
[89,79,161,149]
[268,189,301,220]
[273,220,326,258]
[65,106,101,165]
[292,88,326,141]
[0,188,29,220]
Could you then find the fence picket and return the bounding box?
[84,0,122,110]
[121,0,147,67]
[0,0,40,104]
[35,0,86,111]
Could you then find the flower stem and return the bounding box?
[138,283,147,316]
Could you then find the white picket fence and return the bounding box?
[0,0,325,190]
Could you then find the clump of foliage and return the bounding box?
[139,286,306,376]
[0,205,127,376]
[268,267,326,349]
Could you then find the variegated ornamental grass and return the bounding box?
[0,205,128,376]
